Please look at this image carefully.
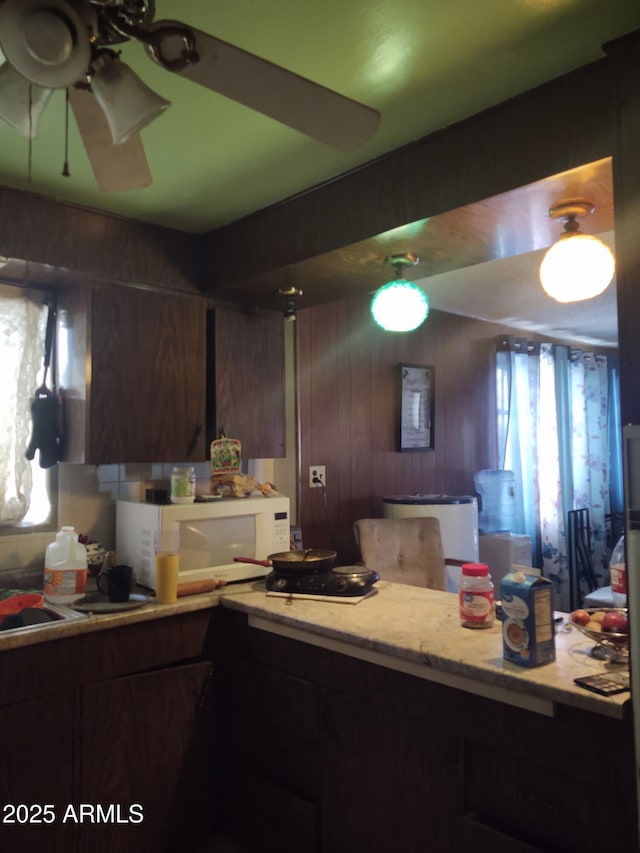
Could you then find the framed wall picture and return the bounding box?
[399,363,435,451]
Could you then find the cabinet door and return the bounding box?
[78,661,211,853]
[226,659,321,852]
[0,691,76,853]
[89,286,206,463]
[320,689,457,853]
[212,307,285,459]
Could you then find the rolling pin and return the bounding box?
[176,579,226,597]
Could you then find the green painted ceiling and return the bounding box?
[1,0,639,234]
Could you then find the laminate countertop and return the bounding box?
[0,579,630,720]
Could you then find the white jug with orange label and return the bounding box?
[44,526,88,604]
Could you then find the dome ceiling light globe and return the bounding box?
[370,280,429,332]
[539,232,615,304]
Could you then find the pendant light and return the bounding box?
[539,199,615,303]
[370,253,429,332]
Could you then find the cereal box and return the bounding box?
[500,567,556,667]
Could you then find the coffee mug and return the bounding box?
[97,564,133,603]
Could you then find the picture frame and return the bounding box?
[399,363,435,451]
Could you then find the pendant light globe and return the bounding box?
[539,199,615,304]
[371,253,429,332]
[539,232,615,303]
[370,279,429,331]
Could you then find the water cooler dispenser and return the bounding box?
[473,469,531,584]
[382,494,479,592]
[474,469,518,534]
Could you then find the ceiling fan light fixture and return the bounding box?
[90,52,171,145]
[0,61,53,137]
[371,254,429,332]
[539,199,615,303]
[0,0,91,89]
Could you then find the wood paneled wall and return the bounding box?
[0,185,206,293]
[297,299,529,563]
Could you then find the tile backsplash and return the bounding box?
[0,461,213,573]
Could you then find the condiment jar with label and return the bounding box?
[459,562,496,629]
[170,466,196,504]
[610,534,627,607]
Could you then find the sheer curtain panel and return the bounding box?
[0,290,47,525]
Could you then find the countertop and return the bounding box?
[0,579,630,720]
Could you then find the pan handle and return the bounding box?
[233,557,272,567]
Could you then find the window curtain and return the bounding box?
[496,338,541,561]
[0,291,48,525]
[496,337,622,611]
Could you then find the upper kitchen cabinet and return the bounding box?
[210,306,285,460]
[59,284,207,464]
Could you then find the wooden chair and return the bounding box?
[354,516,450,590]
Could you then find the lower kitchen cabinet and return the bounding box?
[219,657,321,852]
[215,609,637,853]
[320,688,458,853]
[77,661,212,853]
[216,609,458,853]
[0,610,213,853]
[0,691,76,853]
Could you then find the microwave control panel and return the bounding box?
[273,511,291,552]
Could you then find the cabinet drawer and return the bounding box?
[458,813,546,852]
[231,761,319,853]
[465,740,634,852]
[233,661,320,796]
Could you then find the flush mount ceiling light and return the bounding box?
[370,253,429,332]
[539,198,615,303]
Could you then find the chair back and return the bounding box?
[354,516,446,590]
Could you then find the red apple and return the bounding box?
[601,611,629,634]
[571,609,591,627]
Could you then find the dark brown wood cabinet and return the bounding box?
[59,283,207,464]
[0,691,76,853]
[320,688,458,853]
[0,611,213,853]
[211,306,285,459]
[78,661,212,853]
[57,286,286,464]
[216,609,637,853]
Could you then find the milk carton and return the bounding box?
[500,567,555,667]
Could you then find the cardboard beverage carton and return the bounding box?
[500,566,556,667]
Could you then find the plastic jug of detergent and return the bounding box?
[44,526,88,604]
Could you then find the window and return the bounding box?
[495,337,622,610]
[0,284,55,530]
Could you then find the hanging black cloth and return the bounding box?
[25,298,61,469]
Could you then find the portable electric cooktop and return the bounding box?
[265,565,379,597]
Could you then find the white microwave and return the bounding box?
[116,495,291,589]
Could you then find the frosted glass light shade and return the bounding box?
[0,61,53,137]
[91,56,170,144]
[539,233,615,303]
[370,279,429,331]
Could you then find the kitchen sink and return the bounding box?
[0,601,87,636]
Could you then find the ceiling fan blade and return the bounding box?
[68,86,152,192]
[146,21,380,151]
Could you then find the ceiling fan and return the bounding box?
[0,0,380,192]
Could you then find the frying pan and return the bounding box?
[234,549,337,575]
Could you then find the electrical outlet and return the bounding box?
[309,465,326,488]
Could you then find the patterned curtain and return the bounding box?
[496,338,621,611]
